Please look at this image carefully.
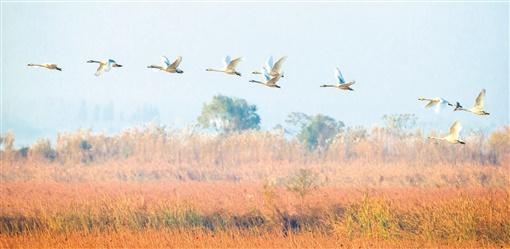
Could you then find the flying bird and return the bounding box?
[320,67,355,91]
[87,59,123,76]
[147,56,183,74]
[27,63,62,71]
[418,97,454,113]
[252,56,287,78]
[454,89,490,115]
[206,56,242,76]
[428,121,465,144]
[249,67,282,88]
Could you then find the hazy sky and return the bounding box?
[2,2,509,145]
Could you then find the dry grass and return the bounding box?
[0,183,509,248]
[0,126,509,248]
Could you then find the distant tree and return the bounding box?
[78,101,88,123]
[93,105,101,122]
[382,113,417,131]
[285,169,321,202]
[102,100,115,122]
[288,113,344,151]
[130,104,160,123]
[0,132,15,152]
[197,95,260,134]
[285,112,312,135]
[30,139,57,161]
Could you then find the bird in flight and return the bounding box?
[147,56,183,74]
[252,56,287,78]
[454,89,490,115]
[249,67,282,88]
[206,56,243,76]
[428,121,465,145]
[87,59,123,76]
[320,67,355,91]
[27,63,62,71]
[418,97,454,113]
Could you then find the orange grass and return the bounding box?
[0,126,508,248]
[0,183,509,248]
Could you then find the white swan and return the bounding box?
[320,67,355,91]
[206,56,242,76]
[454,89,490,115]
[249,67,282,88]
[418,97,453,113]
[27,63,62,71]
[252,56,287,78]
[87,59,123,76]
[428,121,465,145]
[147,56,183,74]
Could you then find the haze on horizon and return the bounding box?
[1,3,508,146]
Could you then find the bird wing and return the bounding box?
[449,121,462,138]
[95,63,106,76]
[224,56,232,67]
[227,57,242,70]
[474,89,486,109]
[434,98,450,113]
[267,74,282,86]
[425,100,437,108]
[168,56,182,69]
[270,56,287,74]
[161,56,171,67]
[263,67,271,81]
[265,56,274,70]
[105,59,116,72]
[335,67,345,84]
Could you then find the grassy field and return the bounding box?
[0,126,509,248]
[0,183,509,248]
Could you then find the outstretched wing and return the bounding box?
[161,56,171,67]
[95,63,106,76]
[227,57,242,70]
[270,56,287,74]
[449,121,462,138]
[474,89,486,109]
[425,100,436,109]
[105,59,116,72]
[335,67,345,84]
[169,56,182,69]
[262,67,271,81]
[265,56,274,70]
[224,56,231,67]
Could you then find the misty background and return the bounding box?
[1,3,508,146]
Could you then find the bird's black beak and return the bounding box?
[115,64,123,67]
[56,67,62,71]
[236,72,242,76]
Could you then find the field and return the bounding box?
[1,126,509,248]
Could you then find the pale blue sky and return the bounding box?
[2,3,509,145]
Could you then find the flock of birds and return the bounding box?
[27,55,490,145]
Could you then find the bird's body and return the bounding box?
[147,56,183,74]
[454,89,490,115]
[249,67,282,88]
[252,56,287,78]
[87,59,123,76]
[206,56,242,76]
[428,121,465,144]
[320,67,355,91]
[418,97,453,113]
[27,63,62,71]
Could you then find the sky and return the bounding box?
[1,2,509,146]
